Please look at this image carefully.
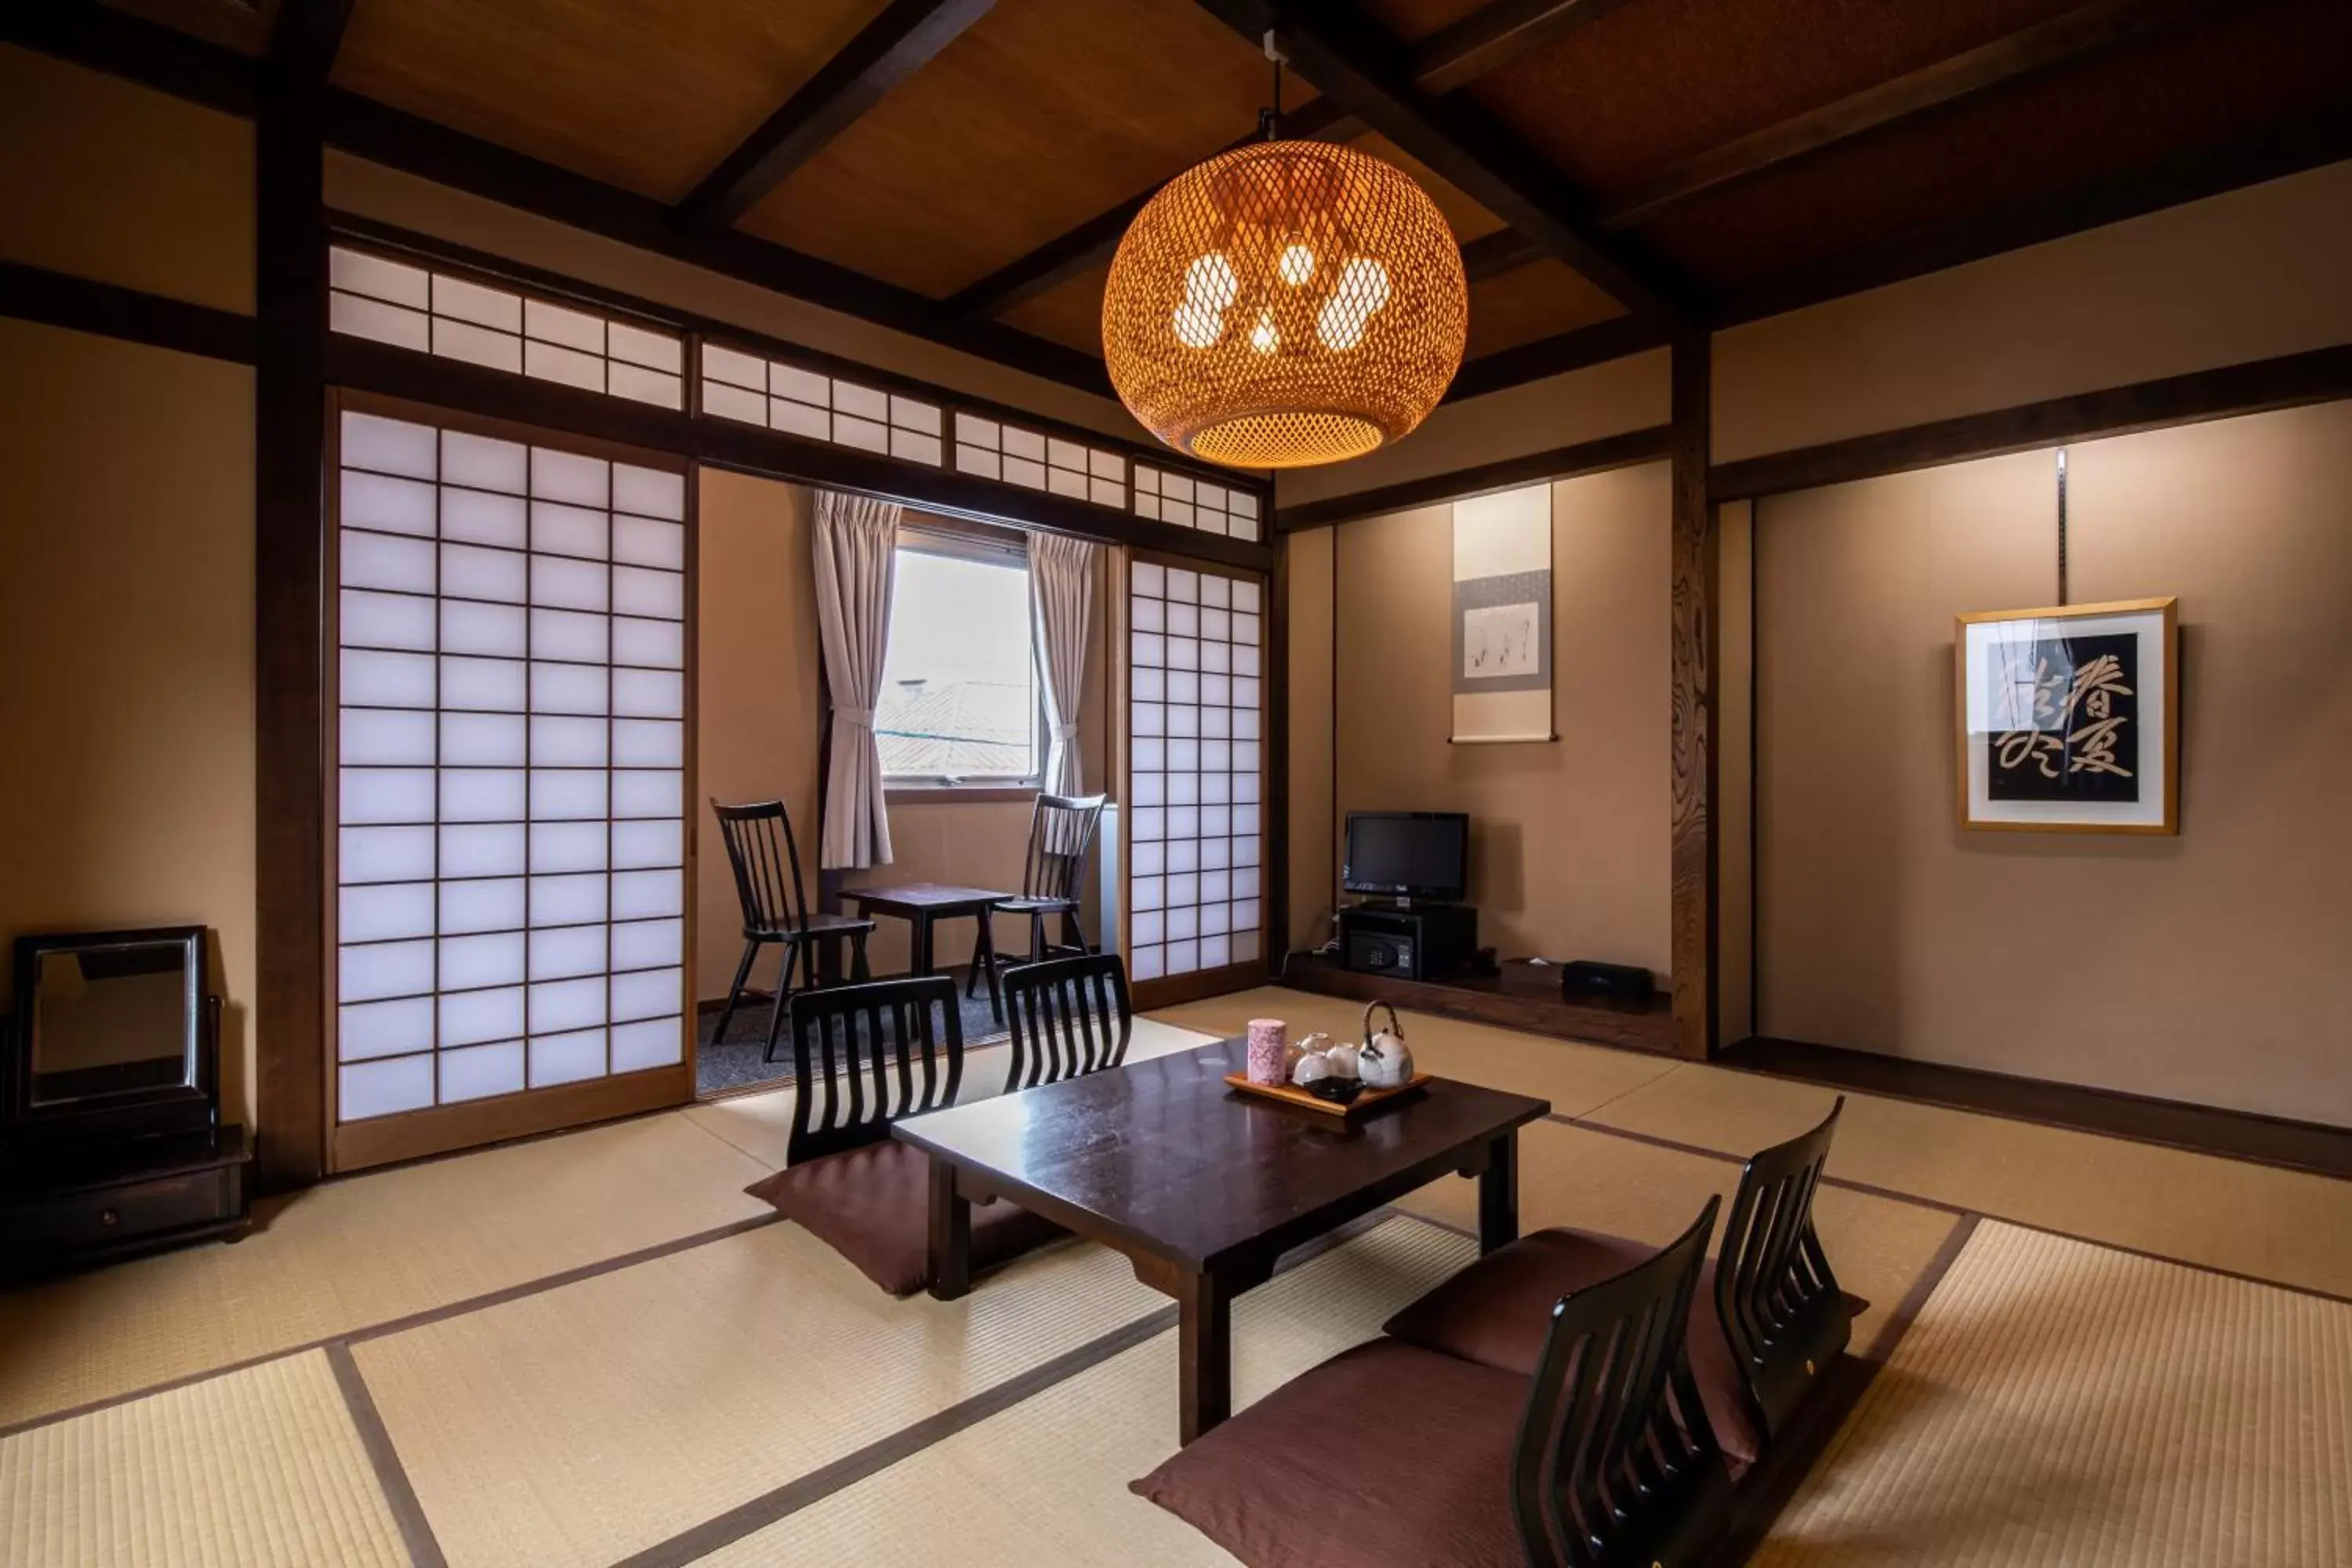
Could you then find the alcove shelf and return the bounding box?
[1278,954,1677,1057]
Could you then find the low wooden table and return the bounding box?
[894,1036,1550,1443]
[844,882,1009,1022]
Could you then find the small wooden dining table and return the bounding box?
[843,882,1009,1021]
[894,1036,1551,1443]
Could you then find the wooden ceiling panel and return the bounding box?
[104,0,280,56]
[994,258,1111,355]
[1468,0,2085,197]
[1464,259,1626,359]
[1347,130,1510,245]
[332,0,891,201]
[1639,0,2352,289]
[735,0,1294,299]
[1356,0,1498,42]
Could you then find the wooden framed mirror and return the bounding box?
[9,927,215,1143]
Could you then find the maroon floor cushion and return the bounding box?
[1384,1226,1767,1477]
[745,1138,1065,1297]
[1133,1338,1534,1568]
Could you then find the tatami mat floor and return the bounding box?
[4,986,2348,1566]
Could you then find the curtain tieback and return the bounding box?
[1050,722,1079,744]
[835,706,875,728]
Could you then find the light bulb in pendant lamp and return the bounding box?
[1102,138,1468,470]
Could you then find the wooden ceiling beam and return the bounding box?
[1192,0,1695,328]
[1442,313,1666,401]
[1458,228,1543,282]
[942,96,1358,319]
[267,0,350,85]
[677,0,998,231]
[1601,0,2228,231]
[1411,0,1639,95]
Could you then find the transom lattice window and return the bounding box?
[700,343,943,466]
[329,247,684,411]
[1134,465,1261,542]
[954,414,1127,508]
[1126,560,1266,983]
[332,408,689,1122]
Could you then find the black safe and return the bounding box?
[1338,902,1479,982]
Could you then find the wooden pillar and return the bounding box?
[252,0,348,1189]
[1668,333,1717,1062]
[1266,530,1291,978]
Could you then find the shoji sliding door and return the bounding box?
[1122,554,1269,1007]
[329,397,694,1170]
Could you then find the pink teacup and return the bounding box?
[1246,1019,1289,1086]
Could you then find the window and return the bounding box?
[877,531,1039,785]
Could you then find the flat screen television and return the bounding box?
[1343,811,1470,904]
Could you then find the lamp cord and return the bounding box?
[1261,31,1285,140]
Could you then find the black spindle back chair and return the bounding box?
[1512,1196,1732,1568]
[784,975,964,1167]
[1002,953,1132,1091]
[1715,1097,1853,1440]
[709,799,873,1061]
[972,793,1107,1003]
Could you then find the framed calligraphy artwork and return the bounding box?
[1956,597,2179,833]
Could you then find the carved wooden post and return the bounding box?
[1668,334,1716,1061]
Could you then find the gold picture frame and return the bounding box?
[1954,597,2180,834]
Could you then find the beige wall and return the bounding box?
[1715,159,2352,463]
[693,470,1112,996]
[0,46,255,313]
[0,318,259,1126]
[1283,527,1337,953]
[693,469,823,1001]
[1756,403,2352,1126]
[1332,464,1673,975]
[1276,349,1668,511]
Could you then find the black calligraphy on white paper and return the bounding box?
[1985,632,2141,804]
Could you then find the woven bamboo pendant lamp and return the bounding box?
[1103,129,1468,470]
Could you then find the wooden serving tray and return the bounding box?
[1223,1071,1433,1120]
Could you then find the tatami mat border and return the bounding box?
[328,1342,448,1568]
[610,1205,1405,1567]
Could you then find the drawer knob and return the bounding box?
[100,1207,121,1228]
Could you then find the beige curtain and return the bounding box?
[814,490,900,869]
[1030,532,1098,794]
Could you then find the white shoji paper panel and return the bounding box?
[1125,560,1268,983]
[331,247,684,410]
[699,342,947,469]
[334,409,687,1121]
[1134,465,1263,543]
[949,411,1128,510]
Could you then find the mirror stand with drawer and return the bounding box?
[2,927,253,1280]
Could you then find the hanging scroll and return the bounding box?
[1450,485,1555,744]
